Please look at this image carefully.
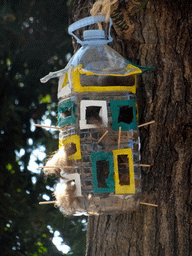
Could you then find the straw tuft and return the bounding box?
[54,180,80,215]
[43,147,71,177]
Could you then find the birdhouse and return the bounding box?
[40,16,151,215]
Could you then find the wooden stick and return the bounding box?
[138,120,155,128]
[38,166,56,168]
[120,163,150,167]
[33,124,63,130]
[118,126,121,149]
[39,201,158,207]
[97,130,108,143]
[139,164,151,167]
[140,202,158,207]
[38,166,74,169]
[39,201,56,205]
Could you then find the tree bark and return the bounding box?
[71,0,192,255]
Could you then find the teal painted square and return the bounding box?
[110,99,137,131]
[58,101,76,126]
[91,152,115,193]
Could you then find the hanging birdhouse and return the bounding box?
[40,15,151,215]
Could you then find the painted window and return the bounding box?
[110,99,137,131]
[91,152,115,193]
[59,135,81,160]
[58,100,76,126]
[113,148,135,194]
[79,100,108,129]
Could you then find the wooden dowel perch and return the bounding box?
[138,120,155,128]
[118,126,121,149]
[121,163,150,167]
[39,201,158,207]
[140,202,158,207]
[139,164,151,167]
[39,201,56,205]
[97,130,108,143]
[33,124,64,130]
[38,166,74,169]
[38,166,56,168]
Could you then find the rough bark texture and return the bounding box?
[71,0,192,255]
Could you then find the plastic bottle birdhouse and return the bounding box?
[41,16,147,215]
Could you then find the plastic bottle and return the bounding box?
[42,16,142,215]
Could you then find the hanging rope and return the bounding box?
[90,0,149,39]
[90,0,118,23]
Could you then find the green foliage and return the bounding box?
[0,0,87,255]
[39,94,52,104]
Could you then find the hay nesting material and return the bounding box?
[43,147,72,177]
[54,180,80,215]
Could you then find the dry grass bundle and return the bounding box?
[54,179,80,215]
[43,146,69,178]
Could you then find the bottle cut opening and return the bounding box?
[59,108,72,119]
[80,74,135,87]
[96,160,109,188]
[86,106,102,125]
[65,143,77,157]
[118,155,130,185]
[118,106,133,124]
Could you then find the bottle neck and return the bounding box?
[82,29,110,46]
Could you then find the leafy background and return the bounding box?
[0,0,86,255]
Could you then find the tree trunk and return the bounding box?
[71,0,192,255]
